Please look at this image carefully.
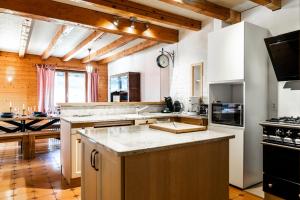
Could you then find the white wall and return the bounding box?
[242,0,300,117]
[109,19,213,108]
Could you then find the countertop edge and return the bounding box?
[79,131,234,157]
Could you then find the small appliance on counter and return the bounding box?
[260,117,300,199]
[173,100,183,112]
[0,112,14,118]
[162,97,174,113]
[187,97,200,115]
[199,104,208,116]
[211,103,243,127]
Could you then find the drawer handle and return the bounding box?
[268,183,273,188]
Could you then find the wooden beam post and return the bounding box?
[98,40,159,64]
[250,0,281,11]
[82,35,136,63]
[0,0,179,43]
[63,31,105,61]
[159,0,241,24]
[75,0,201,30]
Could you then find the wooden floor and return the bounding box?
[0,140,262,200]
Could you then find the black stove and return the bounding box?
[261,117,300,148]
[260,117,300,199]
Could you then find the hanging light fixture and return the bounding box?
[86,48,93,73]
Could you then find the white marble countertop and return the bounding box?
[78,125,234,156]
[61,113,207,123]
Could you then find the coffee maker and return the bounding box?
[187,97,200,114]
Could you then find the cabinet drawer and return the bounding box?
[263,174,300,199]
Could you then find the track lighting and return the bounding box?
[129,17,137,29]
[86,48,93,73]
[113,17,119,27]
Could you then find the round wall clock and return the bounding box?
[157,54,169,68]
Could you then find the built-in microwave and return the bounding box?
[211,103,243,127]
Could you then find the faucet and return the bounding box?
[136,106,149,115]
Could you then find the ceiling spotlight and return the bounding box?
[113,17,119,27]
[145,23,150,30]
[129,17,137,29]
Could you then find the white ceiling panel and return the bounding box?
[51,26,93,58]
[0,13,24,53]
[27,20,59,55]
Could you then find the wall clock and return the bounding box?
[156,48,175,68]
[157,53,169,68]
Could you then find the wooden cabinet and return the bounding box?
[81,136,122,200]
[110,72,140,102]
[81,134,230,200]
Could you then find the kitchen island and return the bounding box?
[60,112,208,184]
[79,125,234,200]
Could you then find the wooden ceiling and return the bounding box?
[0,0,281,64]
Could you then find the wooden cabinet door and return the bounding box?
[81,137,99,200]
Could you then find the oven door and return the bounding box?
[263,142,300,199]
[263,142,300,183]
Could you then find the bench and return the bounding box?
[23,130,60,159]
[0,132,25,143]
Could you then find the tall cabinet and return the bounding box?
[110,72,140,102]
[208,22,270,189]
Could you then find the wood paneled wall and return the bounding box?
[0,52,108,112]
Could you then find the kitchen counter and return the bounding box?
[61,112,206,124]
[78,125,234,156]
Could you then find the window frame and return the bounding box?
[55,69,88,103]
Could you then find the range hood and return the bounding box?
[264,30,300,81]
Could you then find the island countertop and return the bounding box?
[78,125,234,156]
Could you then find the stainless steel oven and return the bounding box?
[211,103,243,127]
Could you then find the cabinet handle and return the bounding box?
[268,183,273,188]
[93,151,99,171]
[90,149,96,169]
[77,139,81,143]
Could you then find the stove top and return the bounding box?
[266,117,300,124]
[261,117,300,148]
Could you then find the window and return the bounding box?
[54,70,87,105]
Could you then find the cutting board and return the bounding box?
[149,122,206,134]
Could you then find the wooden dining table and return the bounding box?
[0,115,60,159]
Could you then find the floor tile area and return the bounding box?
[0,140,80,200]
[0,140,262,200]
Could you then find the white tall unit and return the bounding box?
[208,22,270,189]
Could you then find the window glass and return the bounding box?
[54,71,66,106]
[68,72,86,103]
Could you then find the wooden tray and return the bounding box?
[149,122,206,134]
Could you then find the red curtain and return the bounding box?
[88,72,99,102]
[36,64,56,113]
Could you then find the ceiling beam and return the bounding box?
[76,0,201,30]
[42,25,67,60]
[19,18,33,57]
[159,0,241,24]
[0,0,179,43]
[250,0,281,11]
[82,35,136,63]
[98,40,159,64]
[63,31,105,61]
